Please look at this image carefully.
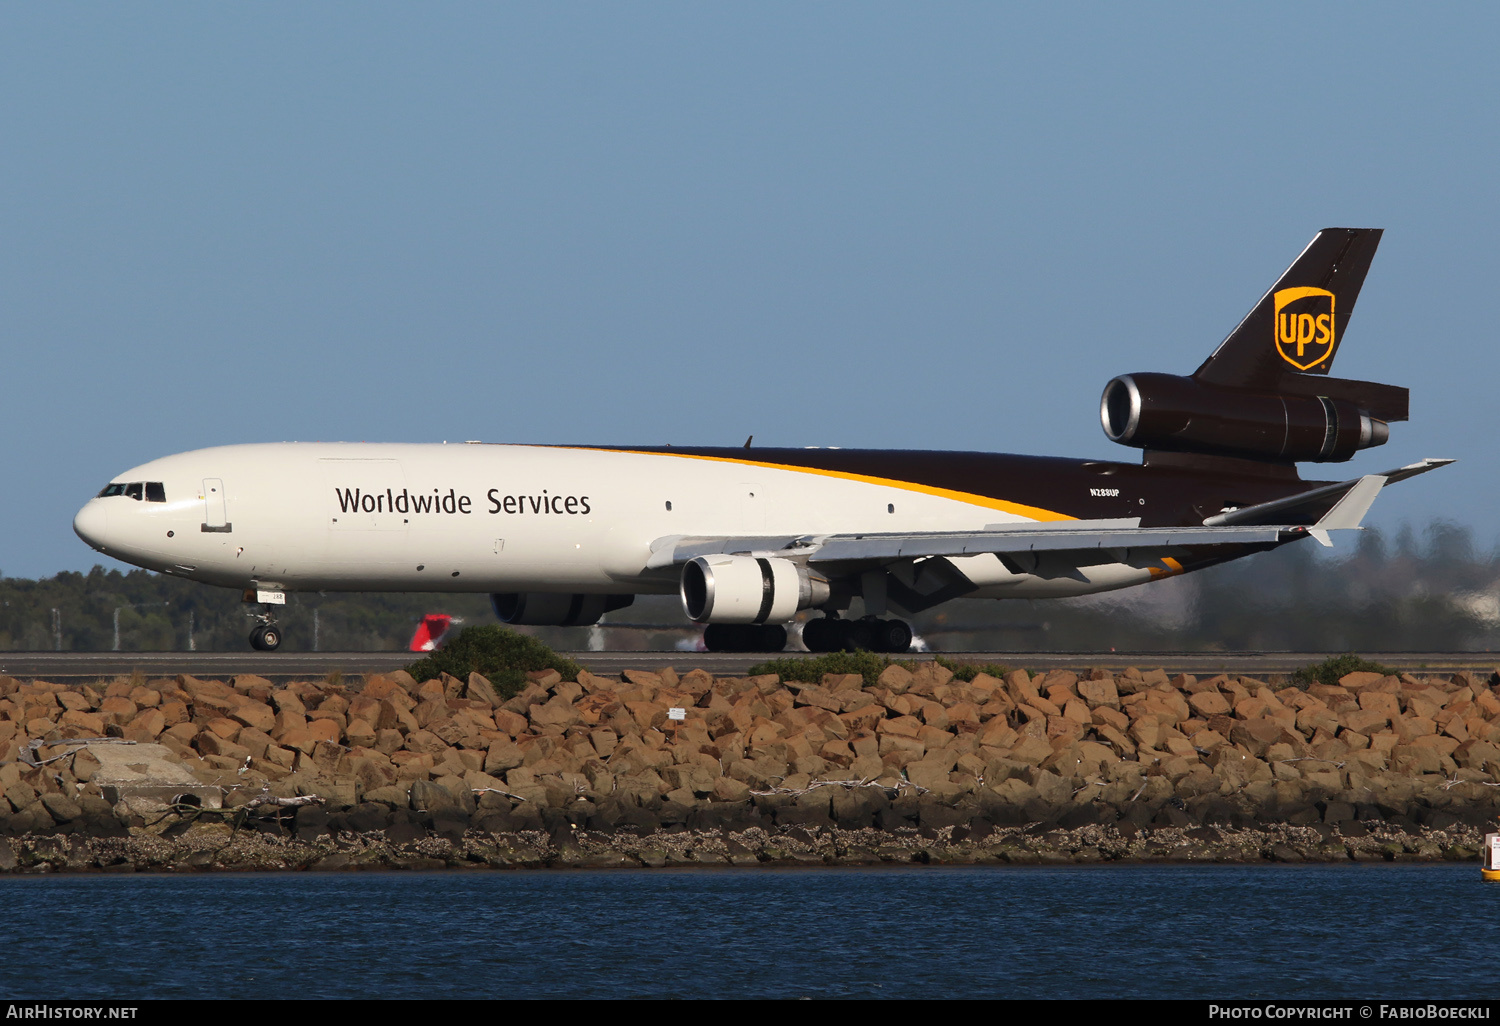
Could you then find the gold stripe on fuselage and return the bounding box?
[564,446,1077,523]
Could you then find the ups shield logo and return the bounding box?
[1274,286,1336,370]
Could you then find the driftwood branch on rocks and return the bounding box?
[750,778,927,797]
[237,793,325,811]
[17,736,136,767]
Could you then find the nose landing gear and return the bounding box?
[249,622,282,651]
[242,588,286,652]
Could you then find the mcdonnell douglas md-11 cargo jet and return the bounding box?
[74,228,1451,652]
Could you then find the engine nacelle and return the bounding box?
[490,592,634,627]
[1101,372,1389,463]
[680,555,830,624]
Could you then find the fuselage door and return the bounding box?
[202,478,231,533]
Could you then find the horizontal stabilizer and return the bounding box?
[1202,458,1453,527]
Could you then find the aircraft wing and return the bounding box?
[645,457,1454,570]
[649,519,1304,571]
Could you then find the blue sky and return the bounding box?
[3,4,1497,577]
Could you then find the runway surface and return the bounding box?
[1,650,1496,681]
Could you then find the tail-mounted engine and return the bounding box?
[680,554,830,624]
[1101,372,1401,464]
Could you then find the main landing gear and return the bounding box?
[802,615,913,654]
[702,623,787,653]
[699,616,915,653]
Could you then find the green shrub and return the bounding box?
[747,650,899,689]
[1288,653,1396,690]
[747,652,1014,689]
[933,655,1011,682]
[406,625,580,699]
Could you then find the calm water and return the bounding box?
[1,864,1495,999]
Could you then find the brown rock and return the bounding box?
[485,739,525,774]
[492,708,529,736]
[1062,699,1092,726]
[1408,733,1460,756]
[869,664,911,693]
[229,702,276,734]
[1392,744,1443,774]
[1004,669,1039,706]
[465,673,501,708]
[97,696,137,725]
[307,718,343,745]
[277,727,320,754]
[204,717,242,741]
[55,692,92,713]
[59,709,106,735]
[917,701,950,730]
[1230,717,1286,757]
[1297,706,1341,737]
[618,668,659,689]
[272,709,308,737]
[575,670,613,693]
[1392,716,1438,742]
[404,729,449,756]
[345,719,377,748]
[794,685,843,713]
[1341,708,1390,735]
[362,674,406,700]
[124,708,166,740]
[413,698,450,729]
[530,696,581,731]
[381,700,419,734]
[1187,691,1231,717]
[194,731,250,761]
[1008,735,1053,766]
[1077,678,1120,709]
[946,702,981,732]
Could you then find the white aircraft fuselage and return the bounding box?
[72,441,1170,602]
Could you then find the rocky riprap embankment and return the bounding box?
[0,661,1497,871]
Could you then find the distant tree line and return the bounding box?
[2,522,1497,653]
[908,522,1500,653]
[0,567,493,653]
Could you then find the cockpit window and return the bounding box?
[98,481,164,501]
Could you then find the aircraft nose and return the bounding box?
[73,501,109,551]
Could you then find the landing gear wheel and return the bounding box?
[756,624,787,653]
[842,618,876,652]
[705,621,747,654]
[259,626,282,651]
[703,623,790,652]
[249,625,268,651]
[801,616,843,653]
[871,618,913,653]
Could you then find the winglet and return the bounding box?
[1307,474,1385,546]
